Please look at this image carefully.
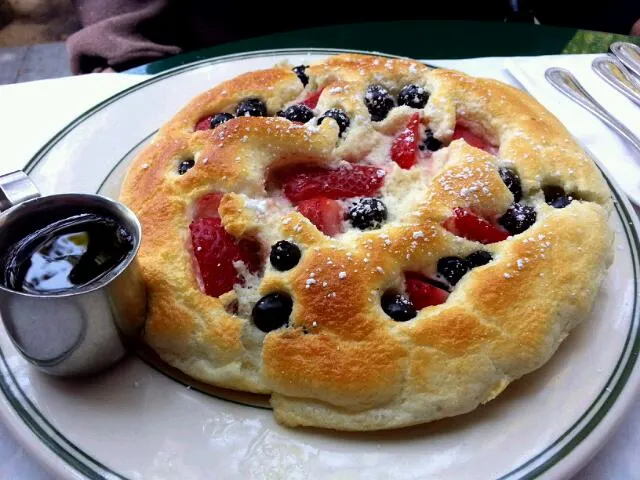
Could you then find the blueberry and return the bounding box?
[466,250,493,268]
[210,112,234,129]
[498,203,537,235]
[437,256,469,286]
[252,293,293,332]
[544,186,574,209]
[420,128,443,152]
[177,159,195,175]
[278,104,314,123]
[364,85,395,122]
[381,293,416,322]
[318,109,350,136]
[347,198,387,230]
[499,168,523,202]
[270,240,301,271]
[236,98,267,117]
[398,84,429,109]
[292,65,309,86]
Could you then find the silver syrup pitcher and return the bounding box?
[0,171,146,376]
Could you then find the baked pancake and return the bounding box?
[120,54,613,430]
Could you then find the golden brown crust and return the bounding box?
[120,54,613,430]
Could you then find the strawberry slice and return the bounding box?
[391,112,421,169]
[301,88,323,109]
[452,124,497,154]
[281,165,385,203]
[195,116,212,131]
[405,275,449,309]
[443,207,509,244]
[190,217,261,297]
[194,193,223,219]
[297,197,343,236]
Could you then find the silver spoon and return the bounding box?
[544,67,640,158]
[592,55,640,107]
[609,42,640,80]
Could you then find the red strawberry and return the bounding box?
[194,193,223,219]
[452,124,497,154]
[301,89,323,109]
[405,276,449,309]
[281,165,385,203]
[195,116,212,131]
[443,207,509,244]
[297,197,343,236]
[391,112,421,169]
[190,217,261,297]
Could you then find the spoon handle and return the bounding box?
[592,55,640,107]
[609,42,640,80]
[544,67,640,156]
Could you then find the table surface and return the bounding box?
[2,19,640,480]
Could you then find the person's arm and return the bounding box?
[67,0,181,74]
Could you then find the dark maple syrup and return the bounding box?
[2,213,133,294]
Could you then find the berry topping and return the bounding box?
[270,240,301,271]
[301,89,323,109]
[437,256,469,286]
[282,165,385,203]
[292,65,309,86]
[452,124,496,154]
[381,293,417,322]
[365,84,395,121]
[405,275,449,309]
[347,198,387,230]
[189,217,260,297]
[466,250,493,268]
[498,203,537,235]
[443,207,510,244]
[210,112,234,129]
[297,197,343,236]
[194,193,223,219]
[499,167,523,202]
[252,293,293,332]
[398,84,429,109]
[391,112,421,169]
[195,116,212,131]
[318,109,350,136]
[236,98,267,117]
[178,159,195,175]
[544,186,574,209]
[278,104,314,123]
[420,128,443,152]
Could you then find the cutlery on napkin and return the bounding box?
[505,55,640,206]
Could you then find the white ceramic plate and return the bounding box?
[2,49,639,480]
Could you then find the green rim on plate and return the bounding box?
[4,48,639,480]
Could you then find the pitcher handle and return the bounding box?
[0,171,40,212]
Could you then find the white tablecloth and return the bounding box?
[0,55,638,479]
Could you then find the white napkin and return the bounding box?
[0,73,148,174]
